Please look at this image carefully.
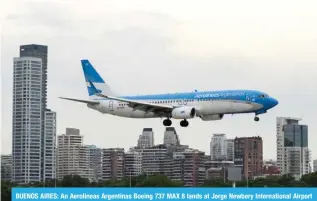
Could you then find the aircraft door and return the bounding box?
[109,101,114,112]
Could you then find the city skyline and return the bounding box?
[2,124,313,183]
[1,0,317,161]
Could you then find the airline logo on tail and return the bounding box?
[81,59,118,97]
[88,80,102,94]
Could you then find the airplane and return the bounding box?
[59,60,279,128]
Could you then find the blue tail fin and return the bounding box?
[81,59,117,98]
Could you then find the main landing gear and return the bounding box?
[162,118,189,127]
[180,119,189,127]
[254,116,260,122]
[163,119,172,126]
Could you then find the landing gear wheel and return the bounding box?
[254,116,259,122]
[180,120,189,127]
[163,119,172,126]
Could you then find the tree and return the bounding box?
[277,174,296,186]
[3,172,317,189]
[1,180,16,201]
[60,175,90,187]
[201,179,231,187]
[136,174,182,187]
[301,172,317,187]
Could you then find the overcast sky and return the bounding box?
[1,0,317,160]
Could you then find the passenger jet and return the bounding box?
[60,60,279,127]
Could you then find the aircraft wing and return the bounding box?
[59,97,100,105]
[88,80,175,115]
[95,93,174,114]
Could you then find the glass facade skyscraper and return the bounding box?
[276,117,311,179]
[283,125,308,147]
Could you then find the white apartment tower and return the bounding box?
[163,127,180,145]
[57,128,93,181]
[276,117,311,179]
[12,57,43,183]
[43,109,57,181]
[12,45,56,184]
[210,134,227,160]
[137,128,154,148]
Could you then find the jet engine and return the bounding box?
[171,107,196,119]
[200,114,224,121]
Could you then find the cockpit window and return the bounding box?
[259,94,269,98]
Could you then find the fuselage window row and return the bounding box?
[117,98,232,106]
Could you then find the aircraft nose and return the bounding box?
[270,97,279,107]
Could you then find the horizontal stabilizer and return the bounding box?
[59,97,99,105]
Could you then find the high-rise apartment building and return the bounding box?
[276,117,311,179]
[141,145,169,176]
[43,109,56,181]
[102,148,125,181]
[12,57,43,183]
[313,159,317,172]
[137,128,154,148]
[210,134,227,160]
[88,145,103,182]
[171,152,186,183]
[171,149,206,187]
[20,45,50,182]
[225,139,234,161]
[1,155,12,181]
[234,136,263,180]
[12,44,56,183]
[124,149,142,177]
[163,127,180,145]
[20,45,48,110]
[57,128,93,181]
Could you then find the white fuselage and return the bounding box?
[87,99,263,119]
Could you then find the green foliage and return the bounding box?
[60,175,90,187]
[135,174,182,187]
[1,180,15,201]
[301,172,317,187]
[201,172,317,187]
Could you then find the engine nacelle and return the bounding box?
[171,107,196,119]
[200,114,224,121]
